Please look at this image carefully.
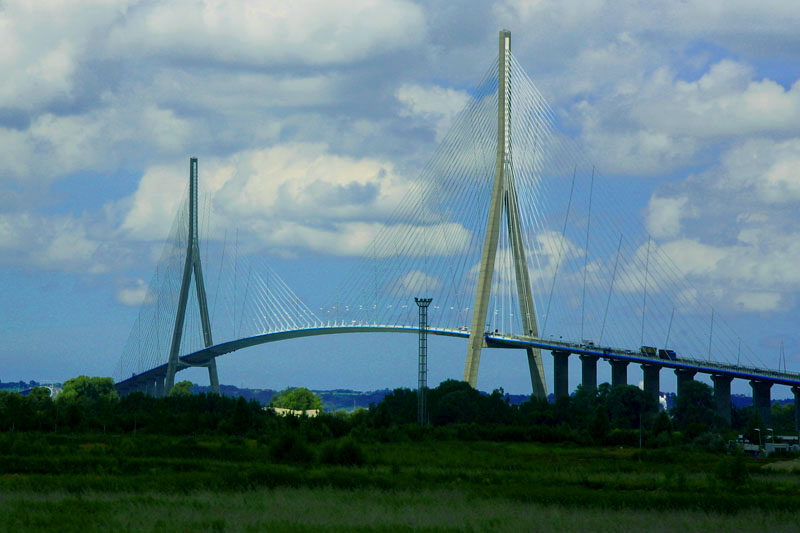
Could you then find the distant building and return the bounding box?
[268,407,320,418]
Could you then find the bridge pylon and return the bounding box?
[164,157,220,396]
[464,30,547,399]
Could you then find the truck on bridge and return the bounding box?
[658,349,677,361]
[639,346,678,361]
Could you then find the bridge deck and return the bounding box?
[115,325,800,392]
[487,333,800,388]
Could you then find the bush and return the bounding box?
[715,450,749,487]
[335,438,366,466]
[693,432,726,453]
[683,422,707,442]
[605,429,639,447]
[269,432,314,464]
[320,437,365,467]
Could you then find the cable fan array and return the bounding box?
[116,47,775,383]
[319,51,771,372]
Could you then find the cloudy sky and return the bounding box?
[2,0,800,395]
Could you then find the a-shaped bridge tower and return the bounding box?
[465,30,546,399]
[164,158,220,395]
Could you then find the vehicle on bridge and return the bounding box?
[658,349,677,361]
[640,346,657,357]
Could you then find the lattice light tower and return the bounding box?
[164,157,220,396]
[415,297,432,425]
[464,30,548,399]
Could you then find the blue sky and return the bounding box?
[2,0,800,397]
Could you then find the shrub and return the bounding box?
[683,422,707,442]
[269,432,314,464]
[715,450,749,488]
[319,437,365,467]
[693,432,726,453]
[605,429,639,447]
[336,438,366,466]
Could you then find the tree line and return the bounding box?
[0,376,793,449]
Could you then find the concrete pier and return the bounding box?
[552,350,570,399]
[641,364,660,405]
[610,360,629,388]
[793,387,800,434]
[750,380,772,427]
[675,369,697,398]
[580,354,599,393]
[711,374,733,426]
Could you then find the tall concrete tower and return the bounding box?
[463,31,547,399]
[164,157,220,395]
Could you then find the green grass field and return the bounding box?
[1,433,799,531]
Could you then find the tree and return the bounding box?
[59,376,118,403]
[770,403,795,435]
[58,376,118,432]
[369,387,416,426]
[670,381,714,430]
[652,410,673,436]
[28,387,55,431]
[0,391,33,431]
[428,380,484,426]
[606,385,657,430]
[170,380,194,397]
[589,404,610,443]
[270,387,323,411]
[744,409,766,446]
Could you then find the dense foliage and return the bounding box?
[1,377,797,530]
[269,387,323,411]
[0,377,794,451]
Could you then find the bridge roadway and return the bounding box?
[115,325,800,430]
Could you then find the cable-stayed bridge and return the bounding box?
[114,31,800,429]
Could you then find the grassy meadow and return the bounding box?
[1,432,800,531]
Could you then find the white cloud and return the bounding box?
[734,292,782,312]
[646,195,690,239]
[120,165,192,241]
[117,279,154,307]
[396,84,470,141]
[574,60,800,175]
[241,220,471,258]
[150,70,343,113]
[636,137,800,314]
[106,0,426,67]
[390,270,442,296]
[43,219,100,269]
[0,103,195,184]
[616,231,800,313]
[659,240,726,278]
[214,143,412,222]
[628,61,800,139]
[0,0,136,110]
[0,211,116,273]
[714,138,800,204]
[120,143,474,257]
[495,1,800,59]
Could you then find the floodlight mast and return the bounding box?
[415,297,432,425]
